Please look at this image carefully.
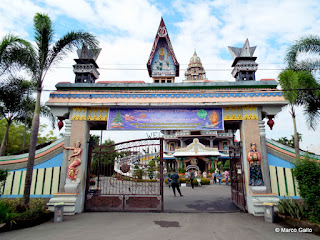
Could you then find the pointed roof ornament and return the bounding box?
[77,44,102,61]
[228,38,257,67]
[147,17,179,77]
[228,38,256,59]
[227,39,258,81]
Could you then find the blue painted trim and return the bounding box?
[50,92,283,99]
[9,153,63,172]
[267,153,295,168]
[0,194,53,198]
[278,196,300,200]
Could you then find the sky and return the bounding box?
[0,0,320,154]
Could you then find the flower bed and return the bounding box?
[0,198,53,232]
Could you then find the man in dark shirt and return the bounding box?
[189,169,195,189]
[168,170,183,197]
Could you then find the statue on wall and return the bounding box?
[247,142,264,186]
[64,140,82,182]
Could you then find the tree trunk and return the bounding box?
[0,119,11,156]
[291,105,300,159]
[23,89,41,205]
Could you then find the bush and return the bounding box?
[201,178,210,185]
[293,156,320,223]
[277,197,306,220]
[164,178,168,184]
[148,160,156,167]
[133,168,144,179]
[0,170,7,196]
[223,160,230,171]
[0,198,48,229]
[178,168,186,174]
[209,168,216,173]
[179,178,188,183]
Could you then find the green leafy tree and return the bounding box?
[278,70,317,158]
[0,120,57,155]
[223,160,230,171]
[22,13,99,205]
[293,156,320,223]
[0,34,34,77]
[275,134,302,149]
[284,35,320,130]
[0,78,31,155]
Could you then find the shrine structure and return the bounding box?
[43,18,288,215]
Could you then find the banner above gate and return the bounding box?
[107,108,224,130]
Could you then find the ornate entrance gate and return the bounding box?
[85,138,164,212]
[229,144,246,211]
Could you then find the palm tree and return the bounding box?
[22,13,99,205]
[284,35,320,130]
[278,70,317,158]
[0,34,34,76]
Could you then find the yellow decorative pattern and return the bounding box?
[223,106,257,121]
[72,107,109,121]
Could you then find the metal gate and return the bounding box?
[229,144,246,211]
[85,138,163,212]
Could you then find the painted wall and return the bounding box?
[268,153,299,198]
[1,148,63,198]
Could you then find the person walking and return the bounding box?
[212,172,217,184]
[167,170,172,188]
[225,170,229,185]
[218,171,222,185]
[168,169,183,197]
[189,169,195,189]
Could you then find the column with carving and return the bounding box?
[59,119,71,192]
[258,115,271,193]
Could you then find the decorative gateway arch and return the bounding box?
[46,18,288,215]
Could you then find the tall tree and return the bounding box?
[22,13,99,205]
[0,78,31,155]
[0,34,34,77]
[284,35,320,130]
[278,70,317,158]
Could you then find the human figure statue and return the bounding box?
[64,140,82,182]
[247,142,264,186]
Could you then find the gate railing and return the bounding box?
[86,138,163,212]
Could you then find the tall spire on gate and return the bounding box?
[228,39,258,81]
[147,17,179,83]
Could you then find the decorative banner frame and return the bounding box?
[107,108,224,130]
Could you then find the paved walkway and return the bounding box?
[1,183,318,239]
[1,212,318,240]
[164,182,238,212]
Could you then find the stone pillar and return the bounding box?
[240,119,261,194]
[64,120,90,213]
[210,139,213,148]
[59,119,71,192]
[258,110,271,193]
